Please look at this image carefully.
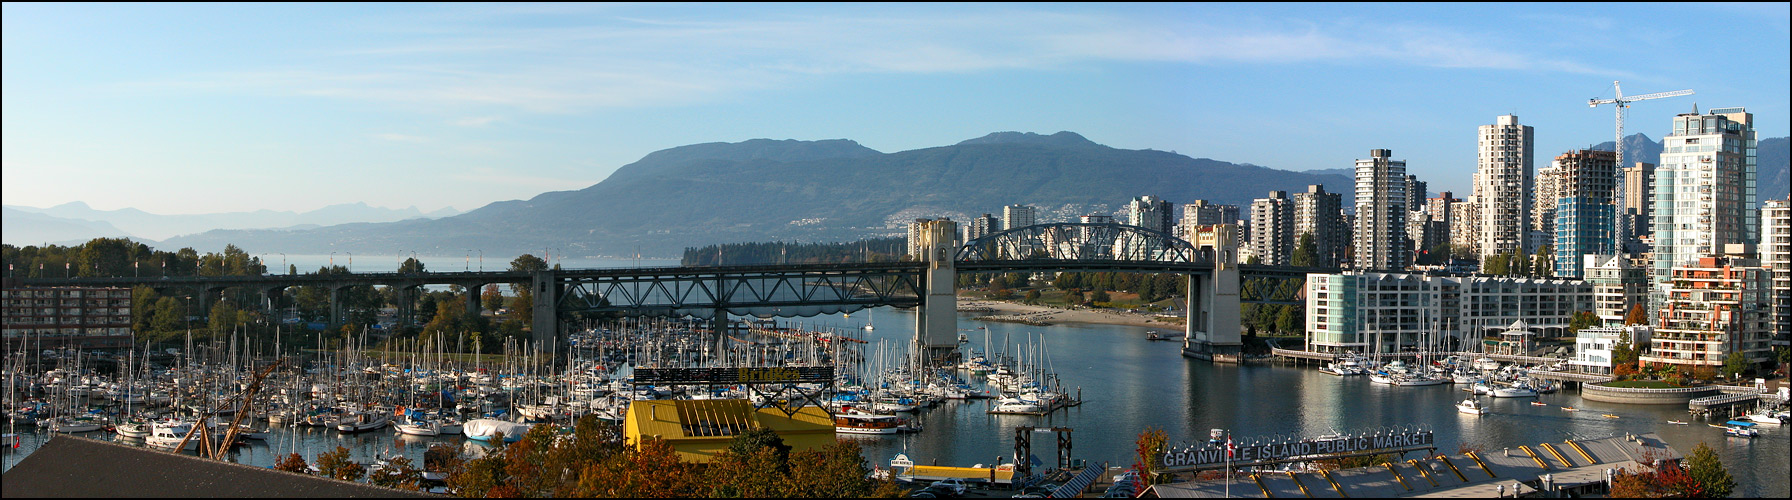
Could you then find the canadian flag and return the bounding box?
[1226,436,1235,459]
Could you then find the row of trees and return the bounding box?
[3,239,267,279]
[1481,245,1555,277]
[428,416,907,497]
[681,239,906,266]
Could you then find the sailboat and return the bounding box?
[864,309,875,331]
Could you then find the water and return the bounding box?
[6,306,1787,496]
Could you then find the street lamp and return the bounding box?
[465,250,471,272]
[346,252,354,273]
[477,249,483,272]
[330,252,337,269]
[277,253,286,275]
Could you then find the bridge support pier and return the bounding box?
[1184,225,1242,363]
[328,285,344,328]
[531,271,560,354]
[915,219,961,369]
[465,282,484,320]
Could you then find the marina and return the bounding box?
[2,307,1788,497]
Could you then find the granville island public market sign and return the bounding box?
[1159,430,1435,470]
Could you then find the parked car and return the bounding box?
[932,478,969,495]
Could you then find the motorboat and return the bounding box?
[145,421,197,451]
[1490,383,1539,398]
[988,397,1044,414]
[1472,358,1501,371]
[1722,421,1758,438]
[1471,382,1491,395]
[1456,398,1486,415]
[1368,372,1395,385]
[1743,410,1787,425]
[1391,374,1448,386]
[834,413,900,435]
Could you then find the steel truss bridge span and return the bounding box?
[548,263,926,319]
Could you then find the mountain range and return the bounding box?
[1,202,460,246]
[157,132,1356,257]
[20,131,1786,259]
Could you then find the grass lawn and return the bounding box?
[1601,380,1685,389]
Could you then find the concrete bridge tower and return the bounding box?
[914,218,961,368]
[1184,223,1243,362]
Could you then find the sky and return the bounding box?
[4,3,1788,215]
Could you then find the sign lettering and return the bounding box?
[1159,431,1433,469]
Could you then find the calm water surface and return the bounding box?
[6,307,1786,497]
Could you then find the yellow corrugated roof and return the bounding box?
[626,399,832,442]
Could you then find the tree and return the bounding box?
[727,427,791,464]
[1246,255,1263,265]
[1023,290,1042,304]
[315,445,365,482]
[369,455,422,490]
[132,286,161,334]
[1721,352,1750,380]
[1531,244,1553,277]
[1090,290,1111,304]
[399,257,426,274]
[482,284,504,314]
[1625,303,1649,326]
[208,300,241,339]
[1274,305,1300,334]
[274,453,311,474]
[1568,311,1600,334]
[1483,252,1508,275]
[1133,426,1167,496]
[152,296,183,332]
[1292,232,1318,268]
[1685,442,1736,497]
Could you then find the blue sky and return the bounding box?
[4,3,1787,215]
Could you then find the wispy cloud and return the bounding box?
[120,6,1625,113]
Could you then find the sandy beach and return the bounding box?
[957,298,1184,332]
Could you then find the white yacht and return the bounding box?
[1456,398,1486,415]
[988,397,1044,414]
[1490,383,1539,398]
[145,421,197,451]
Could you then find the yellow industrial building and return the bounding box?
[624,399,836,462]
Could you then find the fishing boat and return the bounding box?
[834,413,900,435]
[1455,398,1487,415]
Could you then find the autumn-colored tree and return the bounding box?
[447,454,508,498]
[274,452,311,474]
[573,438,703,498]
[369,455,423,491]
[1133,426,1168,496]
[425,444,465,474]
[482,284,504,314]
[785,440,899,498]
[315,446,365,482]
[706,446,792,497]
[1624,303,1649,326]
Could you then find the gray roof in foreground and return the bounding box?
[1,436,431,498]
[1145,433,1681,499]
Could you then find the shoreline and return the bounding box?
[956,297,1184,331]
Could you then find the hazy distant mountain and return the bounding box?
[1592,133,1789,204]
[1,207,135,246]
[161,131,1354,257]
[3,201,457,241]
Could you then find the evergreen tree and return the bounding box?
[1685,442,1736,498]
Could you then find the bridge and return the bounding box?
[14,222,1325,366]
